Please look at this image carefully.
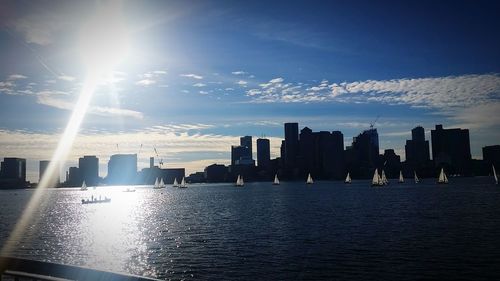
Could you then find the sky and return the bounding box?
[0,0,499,182]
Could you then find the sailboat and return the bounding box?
[372,169,383,187]
[398,171,404,183]
[80,181,88,191]
[235,175,244,187]
[159,178,165,188]
[306,173,314,184]
[381,170,389,185]
[172,177,179,188]
[437,168,448,184]
[414,171,420,183]
[272,174,280,185]
[179,177,188,188]
[153,177,160,189]
[493,165,498,185]
[344,172,351,184]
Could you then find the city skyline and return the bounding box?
[1,1,499,181]
[1,122,498,184]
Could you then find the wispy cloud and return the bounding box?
[8,74,28,80]
[231,71,246,75]
[193,83,206,87]
[236,80,248,86]
[36,91,143,119]
[58,75,76,82]
[180,73,203,80]
[136,79,156,86]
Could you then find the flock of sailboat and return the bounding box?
[81,164,499,194]
[153,177,187,188]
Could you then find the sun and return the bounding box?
[79,0,131,75]
[1,0,132,256]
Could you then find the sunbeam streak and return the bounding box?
[1,0,130,256]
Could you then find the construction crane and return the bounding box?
[370,115,380,130]
[153,146,164,168]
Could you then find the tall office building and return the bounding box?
[298,128,345,179]
[231,145,251,166]
[431,124,472,175]
[107,154,138,185]
[351,128,379,169]
[39,160,60,187]
[405,126,430,169]
[284,122,299,169]
[240,136,253,160]
[0,158,26,181]
[482,145,500,168]
[256,138,271,168]
[79,156,99,186]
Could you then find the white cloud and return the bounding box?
[8,14,64,45]
[153,70,167,75]
[236,80,248,86]
[136,79,156,86]
[193,83,206,87]
[36,92,143,119]
[180,73,203,80]
[58,75,76,82]
[8,74,28,80]
[231,71,246,75]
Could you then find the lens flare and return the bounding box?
[1,0,130,256]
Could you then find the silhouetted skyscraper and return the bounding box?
[431,124,472,175]
[284,123,299,169]
[79,155,99,186]
[405,126,430,169]
[240,136,253,160]
[39,160,59,187]
[483,145,500,168]
[298,128,345,179]
[107,154,138,185]
[256,138,270,168]
[0,158,26,181]
[351,128,379,170]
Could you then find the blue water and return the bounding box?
[1,178,500,280]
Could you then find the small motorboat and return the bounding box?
[81,196,111,204]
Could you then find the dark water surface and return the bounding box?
[1,178,500,280]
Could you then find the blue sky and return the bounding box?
[0,0,499,181]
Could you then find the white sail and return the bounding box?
[159,178,165,188]
[81,181,87,190]
[414,171,419,183]
[240,176,244,186]
[493,165,498,185]
[438,168,448,184]
[173,177,178,187]
[345,172,351,184]
[180,177,187,188]
[399,171,404,183]
[306,173,313,184]
[381,170,388,185]
[372,169,384,186]
[153,177,159,188]
[273,174,280,185]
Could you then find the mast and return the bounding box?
[493,165,498,185]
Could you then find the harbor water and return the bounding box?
[1,178,500,280]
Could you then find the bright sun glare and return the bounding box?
[1,0,131,256]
